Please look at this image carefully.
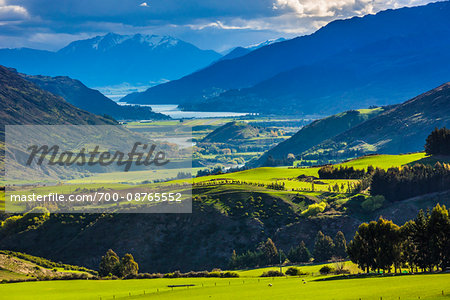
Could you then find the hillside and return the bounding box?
[201,121,259,143]
[253,108,388,166]
[303,82,450,161]
[0,251,94,281]
[0,153,448,273]
[21,73,168,121]
[0,33,221,87]
[129,1,450,114]
[0,66,116,127]
[212,39,286,63]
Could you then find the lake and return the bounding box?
[117,104,249,119]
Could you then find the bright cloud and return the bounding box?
[0,0,29,21]
[0,0,438,51]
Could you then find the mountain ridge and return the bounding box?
[259,82,450,166]
[0,33,221,87]
[21,73,169,120]
[128,1,450,113]
[303,82,450,160]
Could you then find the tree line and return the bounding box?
[318,165,370,179]
[228,231,347,269]
[370,163,450,201]
[348,204,449,273]
[425,127,450,156]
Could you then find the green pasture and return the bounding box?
[186,153,427,192]
[337,152,427,170]
[0,152,430,211]
[1,271,448,300]
[67,168,200,184]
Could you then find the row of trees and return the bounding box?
[318,165,371,179]
[425,127,450,156]
[229,231,347,269]
[99,249,139,278]
[370,163,450,201]
[348,204,449,273]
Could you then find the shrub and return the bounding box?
[207,271,221,278]
[285,267,301,276]
[221,271,239,278]
[301,202,326,217]
[361,195,385,212]
[260,270,284,277]
[319,265,334,275]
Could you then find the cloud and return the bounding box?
[0,0,438,51]
[272,0,432,18]
[0,0,29,21]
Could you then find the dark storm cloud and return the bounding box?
[0,0,437,51]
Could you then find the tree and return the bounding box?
[120,253,139,277]
[287,241,311,263]
[347,223,373,273]
[260,238,278,265]
[400,220,419,272]
[313,231,335,262]
[373,218,401,272]
[425,127,450,155]
[333,231,347,258]
[348,218,401,273]
[229,250,238,269]
[99,249,120,277]
[427,204,450,270]
[412,209,433,271]
[349,204,449,274]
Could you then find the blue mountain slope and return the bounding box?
[129,1,450,110]
[0,33,221,87]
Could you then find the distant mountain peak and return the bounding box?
[59,33,181,53]
[245,38,286,51]
[0,32,221,86]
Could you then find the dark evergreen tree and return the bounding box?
[333,231,347,258]
[425,127,450,155]
[287,241,311,263]
[347,223,373,273]
[427,204,450,270]
[313,231,335,262]
[260,238,279,265]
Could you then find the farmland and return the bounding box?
[0,264,448,300]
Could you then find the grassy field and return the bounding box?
[0,152,430,213]
[185,153,428,192]
[1,271,448,299]
[338,152,427,170]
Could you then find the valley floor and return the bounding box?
[0,273,449,300]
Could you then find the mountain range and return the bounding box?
[254,82,450,166]
[21,73,168,120]
[0,33,221,87]
[126,1,450,115]
[217,38,286,62]
[0,66,115,127]
[304,82,450,160]
[252,107,389,166]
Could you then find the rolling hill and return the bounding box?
[0,33,221,87]
[0,66,116,127]
[128,1,450,115]
[21,73,168,121]
[201,121,259,143]
[252,108,388,166]
[302,82,450,160]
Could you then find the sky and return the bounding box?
[0,0,436,52]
